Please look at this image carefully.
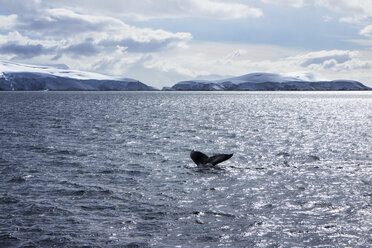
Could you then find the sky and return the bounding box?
[1,0,372,88]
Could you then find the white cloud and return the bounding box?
[41,0,262,20]
[339,17,361,24]
[16,8,123,37]
[316,0,372,20]
[359,25,372,38]
[191,0,262,19]
[348,39,372,47]
[0,14,18,30]
[296,50,356,67]
[0,6,192,60]
[284,50,372,83]
[261,0,305,8]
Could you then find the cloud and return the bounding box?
[299,50,354,67]
[62,42,100,57]
[359,25,372,38]
[261,0,305,8]
[0,5,192,60]
[99,37,190,53]
[0,14,18,30]
[190,0,262,19]
[0,42,55,59]
[40,0,262,20]
[0,34,101,59]
[15,8,126,37]
[339,17,361,24]
[315,0,372,20]
[285,50,371,75]
[0,31,57,58]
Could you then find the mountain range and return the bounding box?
[163,72,371,91]
[1,61,371,91]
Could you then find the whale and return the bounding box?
[190,150,233,166]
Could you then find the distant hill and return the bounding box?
[163,73,371,91]
[2,61,370,91]
[0,60,156,91]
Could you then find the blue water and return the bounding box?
[0,91,371,247]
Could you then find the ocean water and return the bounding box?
[0,91,371,248]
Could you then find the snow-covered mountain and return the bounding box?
[2,61,370,91]
[0,60,156,91]
[164,72,371,91]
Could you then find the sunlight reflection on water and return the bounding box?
[0,91,371,247]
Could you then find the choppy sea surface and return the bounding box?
[0,91,371,248]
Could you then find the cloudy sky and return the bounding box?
[1,0,372,88]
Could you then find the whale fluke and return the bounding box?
[190,150,233,166]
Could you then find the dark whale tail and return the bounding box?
[190,150,233,166]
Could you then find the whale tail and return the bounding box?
[190,150,233,166]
